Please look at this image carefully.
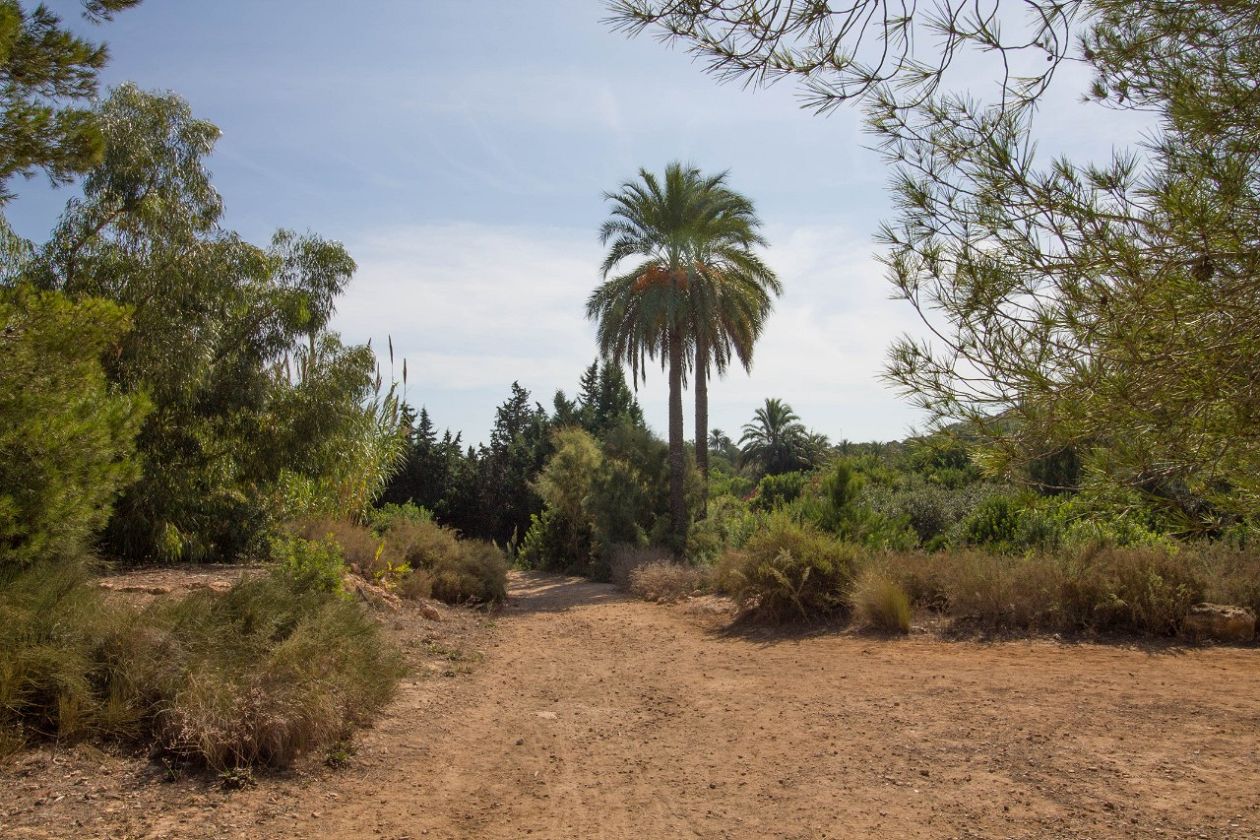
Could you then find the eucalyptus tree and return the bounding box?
[588,162,728,548]
[739,398,809,476]
[25,85,383,561]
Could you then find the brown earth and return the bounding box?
[3,570,1260,839]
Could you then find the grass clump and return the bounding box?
[0,560,130,755]
[628,561,710,603]
[271,535,345,594]
[717,513,859,622]
[0,559,404,771]
[881,545,1207,635]
[130,570,405,770]
[850,568,912,634]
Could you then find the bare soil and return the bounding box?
[3,570,1259,839]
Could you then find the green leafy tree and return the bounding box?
[0,285,148,566]
[476,382,551,542]
[19,85,385,560]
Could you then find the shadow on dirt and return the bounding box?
[505,571,631,614]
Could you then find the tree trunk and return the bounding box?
[694,336,709,520]
[668,326,688,554]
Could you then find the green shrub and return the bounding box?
[686,494,758,562]
[0,287,149,567]
[298,519,381,575]
[717,514,859,622]
[366,502,432,536]
[271,536,345,594]
[750,472,808,512]
[0,560,132,754]
[517,507,598,577]
[432,540,508,604]
[866,481,993,548]
[851,568,912,633]
[958,493,1028,548]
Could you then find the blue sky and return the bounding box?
[11,1,1149,445]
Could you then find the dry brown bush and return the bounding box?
[851,568,911,633]
[606,543,671,590]
[882,546,1207,635]
[628,561,711,603]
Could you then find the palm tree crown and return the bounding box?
[588,162,779,544]
[587,163,710,548]
[740,397,811,476]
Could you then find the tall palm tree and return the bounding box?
[588,162,724,548]
[740,397,809,476]
[686,193,781,514]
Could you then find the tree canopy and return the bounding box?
[611,0,1260,530]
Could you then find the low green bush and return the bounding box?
[716,514,859,622]
[0,560,131,756]
[271,535,345,594]
[516,506,600,577]
[686,494,758,562]
[432,540,509,604]
[750,472,808,512]
[297,518,381,575]
[366,502,432,536]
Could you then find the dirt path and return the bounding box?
[5,571,1260,839]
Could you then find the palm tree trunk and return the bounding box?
[694,336,709,520]
[668,326,688,553]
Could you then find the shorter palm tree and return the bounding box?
[739,398,810,475]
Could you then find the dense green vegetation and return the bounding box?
[0,2,435,769]
[4,0,1260,776]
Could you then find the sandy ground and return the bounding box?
[3,570,1259,839]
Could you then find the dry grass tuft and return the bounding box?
[850,568,911,634]
[606,543,672,590]
[628,561,711,603]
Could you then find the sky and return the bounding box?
[10,1,1151,446]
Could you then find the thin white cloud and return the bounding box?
[331,220,929,446]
